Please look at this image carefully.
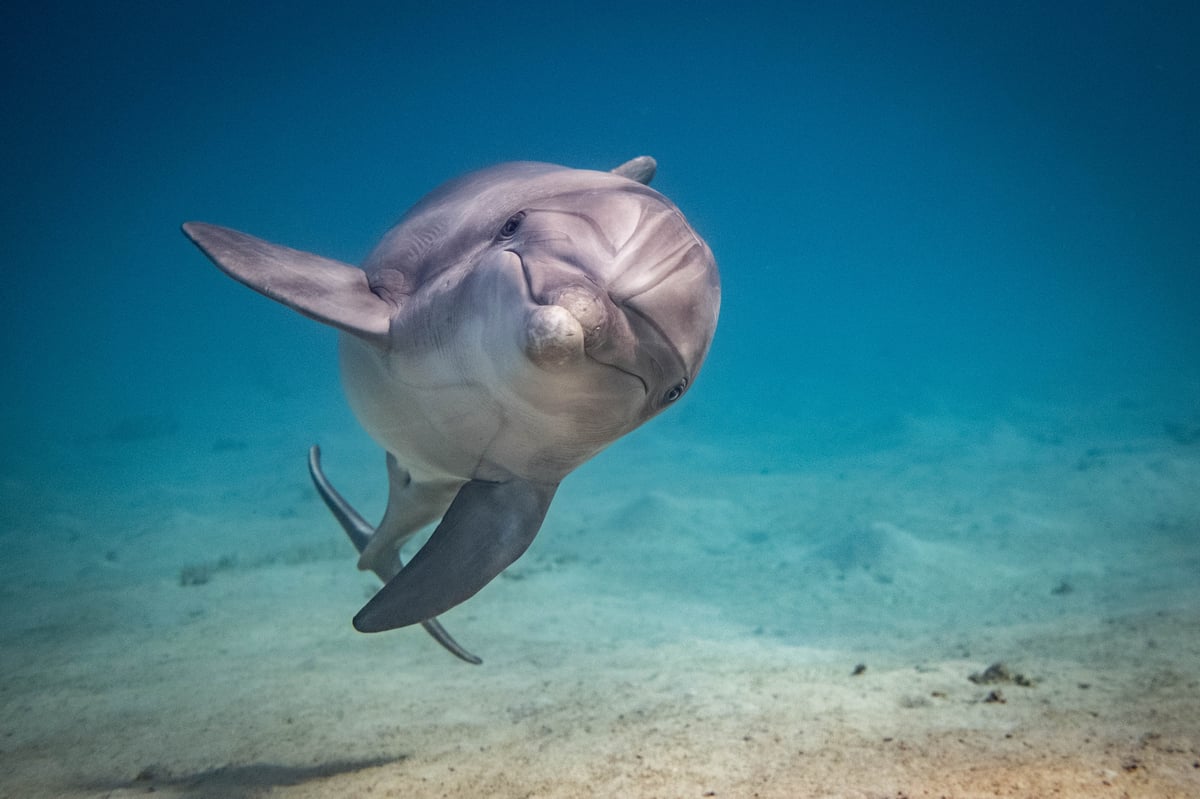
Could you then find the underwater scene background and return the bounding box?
[2,2,1198,796]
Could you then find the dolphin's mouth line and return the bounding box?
[621,301,687,386]
[511,249,649,395]
[608,361,649,395]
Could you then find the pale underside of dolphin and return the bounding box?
[183,156,720,663]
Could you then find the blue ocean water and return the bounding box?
[4,1,1196,446]
[2,2,1198,796]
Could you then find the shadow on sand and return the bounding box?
[83,756,400,798]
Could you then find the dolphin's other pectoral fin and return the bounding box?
[182,222,393,343]
[611,156,656,185]
[306,446,482,665]
[353,478,558,633]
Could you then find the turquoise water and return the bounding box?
[2,3,1198,796]
[4,2,1198,448]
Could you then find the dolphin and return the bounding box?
[183,157,720,662]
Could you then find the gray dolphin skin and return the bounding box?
[183,157,720,663]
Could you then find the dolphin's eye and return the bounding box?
[498,212,525,240]
[663,378,688,404]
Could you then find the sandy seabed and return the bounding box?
[2,396,1198,798]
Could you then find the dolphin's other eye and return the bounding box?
[663,378,688,404]
[498,212,525,239]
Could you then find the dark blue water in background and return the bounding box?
[2,1,1197,532]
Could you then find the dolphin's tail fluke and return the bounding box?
[307,445,483,665]
[351,478,556,636]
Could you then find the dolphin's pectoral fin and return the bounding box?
[306,445,483,665]
[182,222,393,342]
[611,156,656,185]
[353,478,558,633]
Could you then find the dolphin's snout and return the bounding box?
[547,284,609,350]
[524,305,584,368]
[524,283,622,370]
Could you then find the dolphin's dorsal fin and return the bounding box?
[182,222,393,342]
[611,156,656,185]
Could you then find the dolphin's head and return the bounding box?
[502,176,720,422]
[356,163,720,473]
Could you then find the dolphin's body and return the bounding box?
[184,157,720,662]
